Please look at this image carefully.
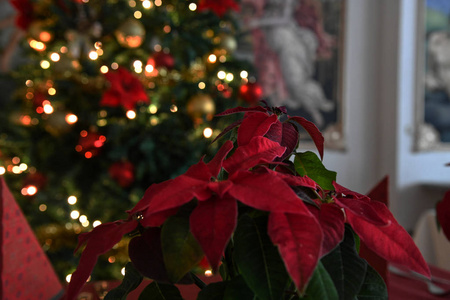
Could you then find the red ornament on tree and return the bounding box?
[76,130,106,158]
[100,67,149,111]
[239,82,263,105]
[149,52,175,70]
[108,161,135,188]
[197,0,240,17]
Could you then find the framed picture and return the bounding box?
[415,0,450,151]
[235,0,346,150]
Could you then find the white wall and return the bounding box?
[320,0,450,231]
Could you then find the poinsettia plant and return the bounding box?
[65,103,430,300]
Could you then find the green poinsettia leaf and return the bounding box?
[301,262,338,300]
[161,216,204,283]
[137,282,183,300]
[104,262,143,300]
[321,227,367,300]
[356,264,388,300]
[234,214,289,300]
[197,281,227,300]
[294,151,337,190]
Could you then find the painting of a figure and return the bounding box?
[423,0,450,144]
[237,0,344,140]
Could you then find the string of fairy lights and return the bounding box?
[1,0,252,282]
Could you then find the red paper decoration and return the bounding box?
[1,177,63,299]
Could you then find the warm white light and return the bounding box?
[198,82,206,89]
[189,3,197,11]
[148,104,158,114]
[121,267,126,276]
[204,269,213,277]
[50,53,60,62]
[100,65,109,73]
[40,60,50,69]
[170,104,178,113]
[133,60,143,69]
[66,274,72,283]
[203,127,213,138]
[26,185,37,196]
[126,110,137,119]
[48,87,56,95]
[240,70,248,79]
[88,51,98,60]
[79,215,87,223]
[43,104,54,114]
[93,220,102,227]
[129,0,136,7]
[68,196,77,205]
[39,204,47,212]
[65,114,78,124]
[208,54,217,63]
[19,163,28,171]
[142,0,152,9]
[70,210,80,219]
[0,167,5,175]
[134,11,142,19]
[225,73,234,82]
[111,62,119,70]
[145,64,154,73]
[12,166,21,174]
[154,0,162,6]
[217,71,226,80]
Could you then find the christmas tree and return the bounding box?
[0,0,259,282]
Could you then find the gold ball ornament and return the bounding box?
[186,94,216,124]
[115,19,146,48]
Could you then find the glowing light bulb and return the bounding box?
[68,196,77,205]
[70,210,80,219]
[204,269,213,277]
[66,274,72,283]
[134,11,142,19]
[126,110,137,119]
[93,220,102,227]
[198,82,206,89]
[65,114,78,124]
[217,71,226,80]
[50,53,60,62]
[40,60,50,69]
[189,3,197,11]
[0,167,5,175]
[100,65,109,73]
[121,267,126,276]
[39,204,47,212]
[225,73,234,82]
[240,70,248,79]
[111,62,119,70]
[142,0,152,9]
[203,127,213,138]
[43,103,54,114]
[79,215,87,223]
[88,51,98,60]
[170,104,178,113]
[208,54,217,63]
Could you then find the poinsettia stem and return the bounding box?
[190,272,206,289]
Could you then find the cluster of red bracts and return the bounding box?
[65,106,430,299]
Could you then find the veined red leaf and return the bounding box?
[215,105,267,116]
[268,212,323,294]
[309,203,345,257]
[206,140,234,177]
[279,122,299,160]
[190,195,237,272]
[273,170,317,190]
[66,219,138,300]
[335,197,388,226]
[265,120,283,144]
[229,170,307,214]
[288,116,324,160]
[436,190,450,241]
[238,113,278,146]
[346,201,430,278]
[223,136,286,174]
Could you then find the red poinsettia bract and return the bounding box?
[100,67,149,111]
[197,0,240,17]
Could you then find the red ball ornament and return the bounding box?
[151,52,175,70]
[76,130,106,158]
[108,161,135,188]
[239,82,263,105]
